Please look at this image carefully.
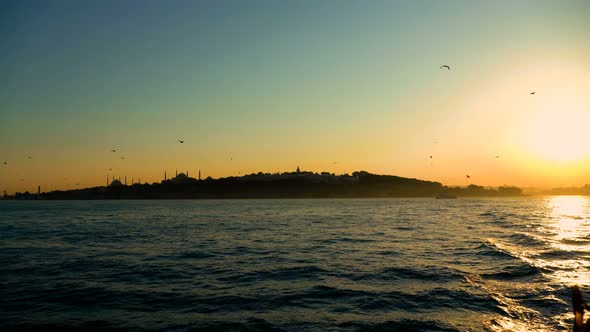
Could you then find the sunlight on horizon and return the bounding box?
[523,93,590,163]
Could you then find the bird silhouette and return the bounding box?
[2,162,6,165]
[109,168,112,171]
[121,156,125,160]
[178,140,184,143]
[496,156,499,158]
[440,65,451,70]
[111,149,116,152]
[530,91,535,95]
[429,155,433,159]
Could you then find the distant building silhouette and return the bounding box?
[297,166,300,173]
[171,172,195,184]
[109,179,123,187]
[199,169,201,180]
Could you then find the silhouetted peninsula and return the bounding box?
[4,170,523,200]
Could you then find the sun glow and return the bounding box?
[524,96,590,163]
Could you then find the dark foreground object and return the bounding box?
[573,286,590,331]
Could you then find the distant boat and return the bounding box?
[436,193,457,199]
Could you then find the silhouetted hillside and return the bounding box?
[5,170,523,200]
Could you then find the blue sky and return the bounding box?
[1,1,589,192]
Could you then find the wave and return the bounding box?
[217,266,327,283]
[482,263,544,280]
[350,266,463,283]
[339,318,461,331]
[507,232,547,247]
[179,250,217,259]
[476,240,518,259]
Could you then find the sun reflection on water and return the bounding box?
[547,196,589,241]
[542,196,590,286]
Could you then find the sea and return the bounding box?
[1,197,589,331]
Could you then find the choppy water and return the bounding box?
[2,197,590,331]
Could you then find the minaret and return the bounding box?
[138,177,141,184]
[106,175,109,187]
[124,176,127,186]
[199,170,201,180]
[164,171,167,181]
[175,169,178,177]
[186,170,189,177]
[38,185,40,195]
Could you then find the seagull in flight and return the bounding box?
[440,65,451,70]
[111,149,116,153]
[178,139,184,144]
[2,162,6,166]
[121,156,126,160]
[530,91,535,95]
[429,155,433,159]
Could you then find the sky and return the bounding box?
[1,0,590,193]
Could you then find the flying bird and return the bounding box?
[2,162,6,165]
[429,155,433,159]
[109,168,112,171]
[111,149,116,152]
[440,65,451,70]
[530,91,535,95]
[121,156,125,160]
[466,174,471,179]
[496,155,499,159]
[178,140,184,143]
